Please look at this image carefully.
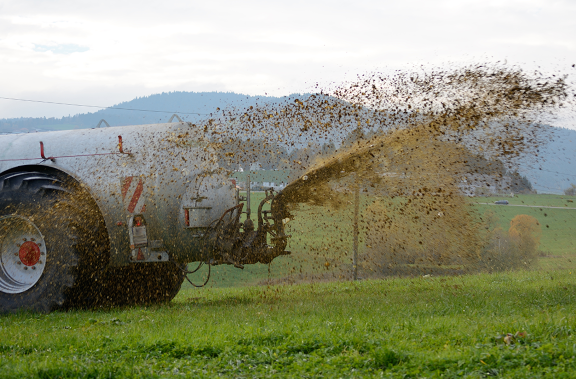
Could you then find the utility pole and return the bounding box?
[353,183,360,281]
[246,174,251,219]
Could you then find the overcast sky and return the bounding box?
[0,0,575,122]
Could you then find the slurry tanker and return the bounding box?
[0,122,289,313]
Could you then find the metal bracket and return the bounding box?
[191,196,208,204]
[184,206,213,229]
[130,247,169,263]
[117,135,131,155]
[39,142,55,162]
[244,174,251,218]
[127,215,169,263]
[127,215,147,249]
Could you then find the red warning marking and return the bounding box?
[121,176,146,214]
[136,248,145,260]
[127,180,144,213]
[121,177,133,199]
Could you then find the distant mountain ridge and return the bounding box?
[521,127,576,194]
[0,91,574,194]
[0,91,294,132]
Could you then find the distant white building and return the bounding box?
[260,182,287,191]
[249,162,262,171]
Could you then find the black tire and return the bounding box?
[89,262,185,307]
[0,171,109,313]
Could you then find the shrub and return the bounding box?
[509,214,541,260]
[564,184,576,196]
[479,213,540,271]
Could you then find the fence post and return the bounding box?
[353,183,360,281]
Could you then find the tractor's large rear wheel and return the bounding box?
[89,262,185,307]
[0,171,108,313]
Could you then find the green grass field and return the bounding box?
[473,194,576,271]
[1,270,575,378]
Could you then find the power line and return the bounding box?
[0,96,210,116]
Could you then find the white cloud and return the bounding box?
[0,0,574,124]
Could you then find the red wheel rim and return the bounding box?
[19,241,41,266]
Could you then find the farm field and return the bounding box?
[477,194,576,208]
[1,270,575,378]
[473,195,576,271]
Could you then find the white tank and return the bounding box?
[0,122,237,265]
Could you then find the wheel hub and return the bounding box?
[19,241,41,266]
[0,215,47,294]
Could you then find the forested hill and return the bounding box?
[0,92,292,132]
[522,126,576,194]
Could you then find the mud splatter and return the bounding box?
[195,64,571,281]
[1,63,571,314]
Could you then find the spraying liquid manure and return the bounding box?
[0,64,572,312]
[203,64,571,282]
